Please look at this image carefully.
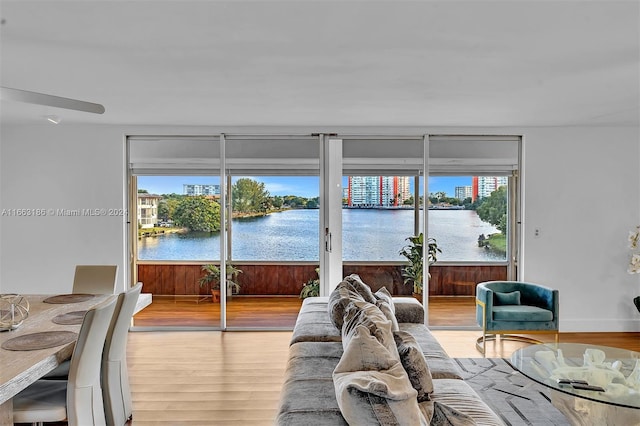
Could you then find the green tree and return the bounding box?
[173,196,220,232]
[476,186,507,234]
[157,199,169,221]
[232,178,270,213]
[272,195,284,209]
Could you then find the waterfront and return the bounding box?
[137,209,503,262]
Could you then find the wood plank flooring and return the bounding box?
[133,296,302,328]
[132,295,473,328]
[128,331,291,425]
[127,296,640,425]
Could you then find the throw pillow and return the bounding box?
[344,274,378,304]
[376,299,400,332]
[328,280,366,329]
[342,300,398,359]
[393,331,433,402]
[333,323,428,426]
[374,287,396,314]
[493,290,521,306]
[430,401,477,425]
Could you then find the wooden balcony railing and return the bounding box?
[137,263,507,297]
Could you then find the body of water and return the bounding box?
[138,209,503,262]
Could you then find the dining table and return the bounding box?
[0,293,115,424]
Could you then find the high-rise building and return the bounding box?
[183,184,220,196]
[472,176,508,201]
[455,186,473,200]
[348,176,410,207]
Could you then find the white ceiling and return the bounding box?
[1,0,638,127]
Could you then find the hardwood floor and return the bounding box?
[127,331,291,425]
[133,295,302,328]
[132,295,473,328]
[127,296,640,425]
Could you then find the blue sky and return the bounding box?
[138,176,472,198]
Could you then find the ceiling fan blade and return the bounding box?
[1,87,105,114]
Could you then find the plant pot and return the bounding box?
[211,289,220,303]
[412,292,423,304]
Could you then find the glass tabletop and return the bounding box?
[510,343,640,409]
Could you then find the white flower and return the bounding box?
[629,226,640,250]
[629,254,640,274]
[629,226,640,274]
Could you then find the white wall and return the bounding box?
[0,124,127,293]
[1,124,638,331]
[520,127,640,331]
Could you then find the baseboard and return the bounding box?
[560,318,640,332]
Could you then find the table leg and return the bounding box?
[0,399,13,425]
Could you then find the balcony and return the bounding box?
[132,262,507,329]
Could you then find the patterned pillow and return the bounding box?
[328,280,365,329]
[343,274,378,304]
[393,331,434,402]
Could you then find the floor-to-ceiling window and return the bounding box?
[427,135,521,327]
[126,133,520,330]
[224,135,320,329]
[341,136,424,297]
[128,136,222,328]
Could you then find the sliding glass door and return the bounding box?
[427,135,521,327]
[341,136,424,297]
[126,133,520,330]
[128,136,222,328]
[224,135,321,329]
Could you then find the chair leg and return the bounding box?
[475,333,492,355]
[475,333,547,356]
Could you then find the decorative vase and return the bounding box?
[634,296,640,313]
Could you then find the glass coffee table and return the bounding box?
[510,343,640,425]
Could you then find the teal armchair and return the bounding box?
[475,281,559,354]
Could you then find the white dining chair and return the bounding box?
[102,282,142,425]
[72,265,118,294]
[12,297,117,425]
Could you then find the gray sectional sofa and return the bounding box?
[276,275,505,425]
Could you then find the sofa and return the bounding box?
[276,275,505,425]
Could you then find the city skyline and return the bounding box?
[138,176,472,199]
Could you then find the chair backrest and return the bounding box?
[67,297,117,426]
[72,265,118,294]
[102,282,143,426]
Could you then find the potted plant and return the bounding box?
[199,263,243,302]
[299,267,320,299]
[399,233,441,302]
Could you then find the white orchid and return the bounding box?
[629,226,640,274]
[629,226,640,250]
[629,254,640,275]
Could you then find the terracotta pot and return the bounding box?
[211,289,220,303]
[412,292,422,304]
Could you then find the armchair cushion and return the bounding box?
[493,291,520,306]
[492,305,553,322]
